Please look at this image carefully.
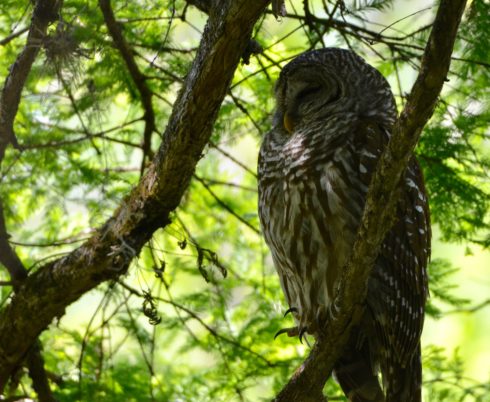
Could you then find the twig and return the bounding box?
[54,71,102,155]
[118,280,276,367]
[209,141,258,178]
[175,215,237,279]
[147,241,201,342]
[445,298,490,315]
[194,175,260,234]
[0,27,29,46]
[198,177,258,192]
[228,92,264,134]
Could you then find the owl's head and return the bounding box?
[273,48,396,134]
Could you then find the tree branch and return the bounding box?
[98,0,156,173]
[0,0,61,163]
[185,0,211,14]
[25,343,57,402]
[194,175,260,234]
[0,201,27,285]
[0,27,29,47]
[0,190,56,402]
[0,0,270,390]
[0,203,56,401]
[274,0,467,400]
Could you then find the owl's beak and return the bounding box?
[283,112,295,133]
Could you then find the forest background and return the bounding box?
[0,0,489,401]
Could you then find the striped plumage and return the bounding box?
[258,48,430,402]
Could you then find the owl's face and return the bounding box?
[272,48,396,135]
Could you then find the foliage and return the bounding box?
[425,259,469,319]
[423,346,490,402]
[0,0,489,400]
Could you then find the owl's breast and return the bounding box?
[258,146,366,327]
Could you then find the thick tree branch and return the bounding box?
[274,0,467,400]
[0,0,270,390]
[0,0,60,163]
[98,0,156,173]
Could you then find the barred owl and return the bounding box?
[258,48,430,402]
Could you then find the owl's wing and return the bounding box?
[352,119,431,366]
[377,158,430,362]
[334,119,430,401]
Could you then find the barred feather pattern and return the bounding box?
[258,48,430,402]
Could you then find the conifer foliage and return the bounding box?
[0,1,488,400]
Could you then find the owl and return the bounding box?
[258,48,430,402]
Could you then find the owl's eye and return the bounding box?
[296,85,323,101]
[294,81,341,105]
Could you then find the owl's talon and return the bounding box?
[284,306,298,317]
[299,327,308,344]
[274,326,299,340]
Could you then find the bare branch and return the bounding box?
[198,177,258,193]
[0,27,29,47]
[22,117,144,150]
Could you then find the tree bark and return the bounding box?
[0,0,270,390]
[273,0,467,400]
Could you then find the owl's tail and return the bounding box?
[333,333,385,402]
[384,343,423,402]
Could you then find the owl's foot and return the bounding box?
[299,326,308,344]
[274,326,308,344]
[276,306,309,343]
[283,306,298,317]
[274,326,298,340]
